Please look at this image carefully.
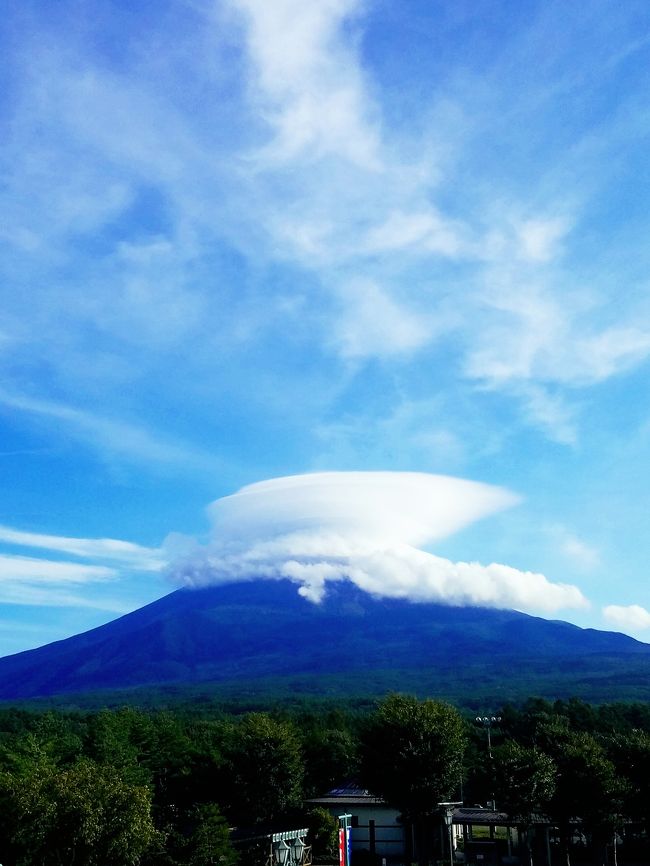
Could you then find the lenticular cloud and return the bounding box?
[172,472,587,614]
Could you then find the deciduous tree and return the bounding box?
[0,750,160,865]
[226,713,303,825]
[360,694,465,865]
[492,741,556,866]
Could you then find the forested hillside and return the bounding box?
[3,581,650,705]
[1,695,650,864]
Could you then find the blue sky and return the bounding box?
[2,0,650,656]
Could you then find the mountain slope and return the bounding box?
[1,579,649,702]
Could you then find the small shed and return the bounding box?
[452,806,553,866]
[307,783,405,860]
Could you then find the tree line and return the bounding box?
[0,695,649,865]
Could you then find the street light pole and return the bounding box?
[475,715,501,821]
[475,716,501,761]
[438,802,462,866]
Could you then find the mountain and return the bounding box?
[2,579,650,704]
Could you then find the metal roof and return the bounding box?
[306,781,386,807]
[307,795,386,806]
[453,808,551,826]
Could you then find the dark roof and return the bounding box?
[306,781,386,807]
[308,795,386,806]
[453,807,509,825]
[453,807,551,826]
[327,783,374,797]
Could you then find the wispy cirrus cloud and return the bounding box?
[0,585,131,612]
[3,0,650,460]
[0,553,123,610]
[229,0,381,167]
[0,554,115,585]
[333,280,436,359]
[545,525,601,571]
[223,0,650,448]
[465,285,650,391]
[362,210,467,258]
[0,388,212,470]
[0,526,164,571]
[559,536,601,571]
[0,524,166,611]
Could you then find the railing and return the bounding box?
[266,842,312,865]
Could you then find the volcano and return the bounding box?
[1,579,650,703]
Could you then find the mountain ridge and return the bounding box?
[0,579,649,702]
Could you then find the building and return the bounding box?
[307,782,405,860]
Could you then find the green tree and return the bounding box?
[85,708,150,785]
[0,750,160,866]
[32,711,85,765]
[360,694,465,865]
[492,741,556,866]
[303,726,359,796]
[607,729,650,830]
[226,713,304,825]
[541,729,625,866]
[181,803,238,866]
[306,807,338,860]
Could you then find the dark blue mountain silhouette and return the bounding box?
[1,579,649,701]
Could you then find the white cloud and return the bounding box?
[229,0,380,167]
[171,471,588,614]
[0,388,211,470]
[464,273,650,441]
[363,210,466,257]
[557,531,600,571]
[464,283,568,385]
[334,280,436,359]
[209,471,519,545]
[226,0,650,428]
[518,385,578,446]
[0,526,164,572]
[314,397,467,471]
[2,0,650,486]
[0,583,131,611]
[515,217,570,263]
[0,526,167,610]
[0,554,116,585]
[573,326,650,384]
[603,604,650,632]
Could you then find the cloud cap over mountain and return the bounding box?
[172,471,588,613]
